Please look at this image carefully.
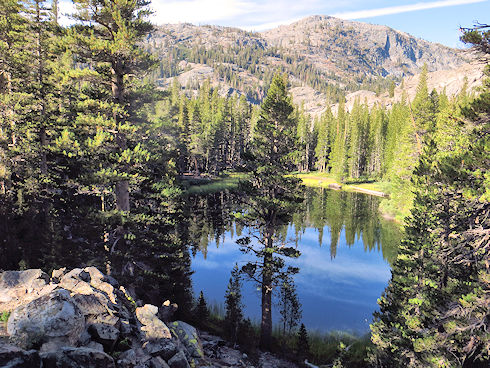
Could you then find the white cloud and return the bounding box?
[290,244,391,283]
[150,0,254,24]
[334,0,488,19]
[58,0,76,26]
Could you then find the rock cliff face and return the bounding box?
[0,267,297,368]
[261,15,465,78]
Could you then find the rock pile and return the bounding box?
[0,267,203,368]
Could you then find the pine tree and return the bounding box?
[329,99,349,182]
[371,25,490,366]
[367,104,386,178]
[296,323,310,362]
[196,290,209,324]
[68,0,156,212]
[224,264,243,344]
[314,107,333,172]
[237,73,303,350]
[278,275,302,334]
[411,64,435,136]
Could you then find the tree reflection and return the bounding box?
[184,187,400,266]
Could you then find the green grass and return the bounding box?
[0,311,10,322]
[294,172,338,188]
[184,172,249,194]
[296,171,388,194]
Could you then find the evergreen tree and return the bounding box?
[277,275,302,334]
[296,323,310,362]
[224,264,243,345]
[237,318,256,352]
[370,24,490,367]
[196,290,209,323]
[68,0,156,212]
[237,73,303,349]
[314,107,333,172]
[411,64,434,138]
[329,99,349,182]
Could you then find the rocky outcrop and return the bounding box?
[0,267,297,368]
[0,269,53,313]
[0,267,194,368]
[40,347,116,368]
[7,289,85,350]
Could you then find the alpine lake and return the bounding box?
[185,187,401,334]
[0,184,401,335]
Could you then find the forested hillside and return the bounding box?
[144,16,469,111]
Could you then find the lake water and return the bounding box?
[186,188,401,333]
[0,185,400,333]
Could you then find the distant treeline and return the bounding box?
[161,66,473,218]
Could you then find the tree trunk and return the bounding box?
[112,62,130,211]
[36,1,47,176]
[115,181,130,212]
[260,234,273,350]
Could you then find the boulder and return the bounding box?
[167,351,190,368]
[149,356,170,368]
[59,267,117,305]
[72,293,120,331]
[117,347,152,368]
[83,267,118,303]
[40,347,115,368]
[0,343,41,368]
[136,305,172,340]
[85,341,104,352]
[143,339,178,360]
[87,323,119,351]
[51,268,66,283]
[0,269,53,313]
[158,300,178,323]
[169,321,204,358]
[7,289,85,349]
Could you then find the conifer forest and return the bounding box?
[0,1,488,367]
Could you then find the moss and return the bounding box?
[0,311,10,322]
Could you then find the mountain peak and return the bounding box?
[147,16,471,114]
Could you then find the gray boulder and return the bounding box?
[59,267,118,305]
[0,269,53,313]
[0,343,41,368]
[117,347,152,368]
[149,356,170,368]
[169,321,204,358]
[136,305,172,340]
[167,351,190,368]
[87,323,119,351]
[51,268,66,283]
[40,347,115,368]
[143,339,178,360]
[85,341,104,352]
[7,289,85,349]
[158,300,178,323]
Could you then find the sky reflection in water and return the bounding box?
[189,188,400,333]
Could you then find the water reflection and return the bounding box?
[185,187,401,332]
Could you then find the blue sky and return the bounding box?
[59,0,489,47]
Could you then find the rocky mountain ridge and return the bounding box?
[145,15,479,115]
